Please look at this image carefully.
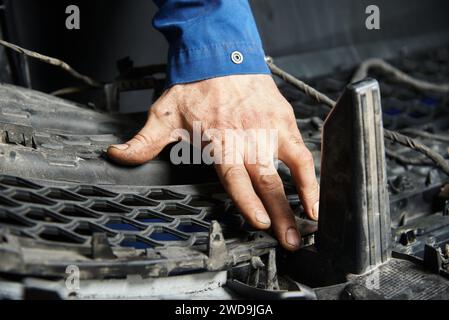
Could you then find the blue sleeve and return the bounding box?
[152,0,270,86]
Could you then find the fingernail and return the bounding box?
[255,210,271,225]
[313,201,319,220]
[286,227,300,248]
[110,144,129,151]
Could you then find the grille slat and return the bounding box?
[0,175,264,252]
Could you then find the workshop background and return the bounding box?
[1,0,449,112]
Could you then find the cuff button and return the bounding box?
[231,51,244,64]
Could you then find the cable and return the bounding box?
[266,56,336,107]
[0,39,103,88]
[266,56,449,176]
[400,128,449,143]
[50,86,90,96]
[351,58,449,93]
[385,149,432,166]
[383,130,449,174]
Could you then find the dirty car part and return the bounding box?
[318,79,391,275]
[1,45,449,299]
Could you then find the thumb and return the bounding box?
[108,112,174,166]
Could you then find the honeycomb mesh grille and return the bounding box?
[0,175,276,250]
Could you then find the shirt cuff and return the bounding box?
[152,0,271,87]
[166,42,271,86]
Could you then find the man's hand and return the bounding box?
[107,74,319,251]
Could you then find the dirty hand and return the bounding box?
[107,74,319,251]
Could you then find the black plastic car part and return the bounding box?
[0,175,290,279]
[318,79,391,275]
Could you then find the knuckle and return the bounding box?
[148,102,165,117]
[133,133,151,146]
[298,147,314,164]
[280,133,303,153]
[257,174,283,192]
[287,141,314,165]
[150,104,173,121]
[301,182,320,201]
[222,166,247,182]
[287,134,304,146]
